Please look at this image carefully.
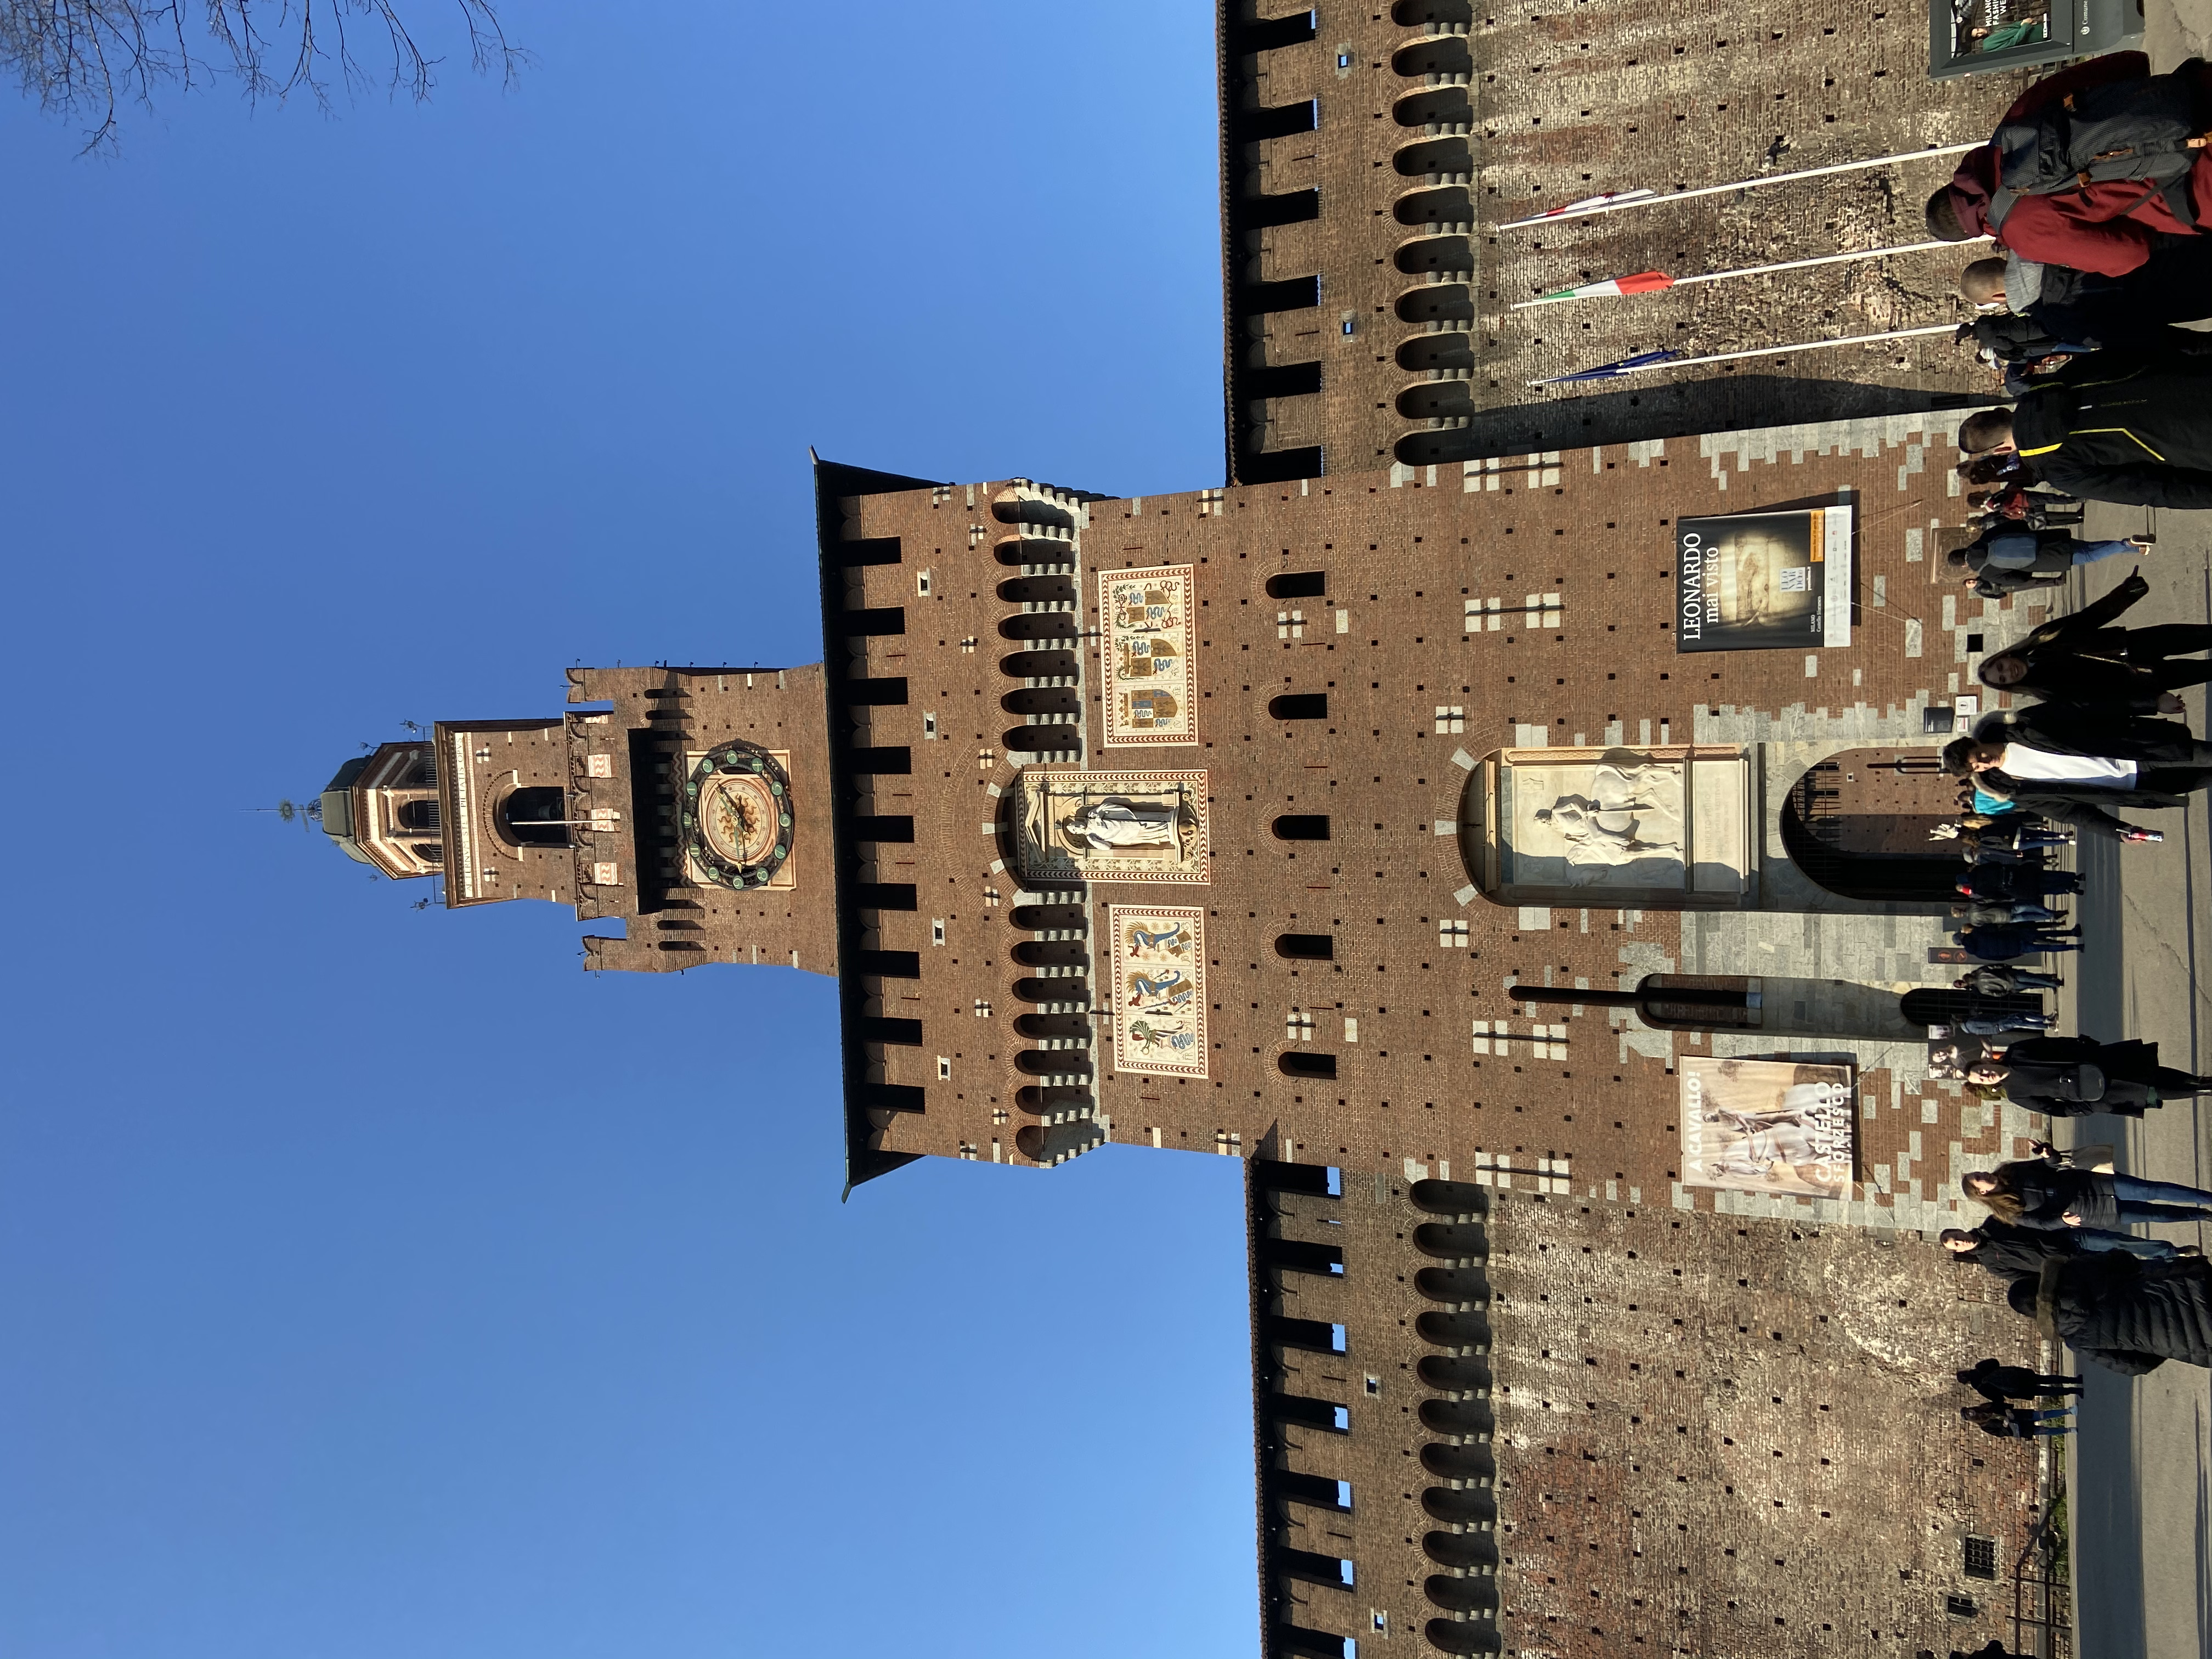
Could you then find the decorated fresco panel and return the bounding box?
[1107,905,1207,1077]
[1012,769,1210,885]
[1679,1057,1855,1201]
[1099,565,1196,746]
[681,743,797,891]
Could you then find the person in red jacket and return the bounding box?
[1927,52,2212,278]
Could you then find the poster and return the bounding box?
[1107,905,1209,1077]
[1679,1057,1855,1200]
[1013,769,1210,884]
[1099,565,1197,746]
[1676,506,1852,652]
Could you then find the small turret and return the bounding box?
[319,743,442,879]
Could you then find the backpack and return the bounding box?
[1988,63,2211,232]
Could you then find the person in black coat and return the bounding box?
[2009,1252,2212,1373]
[1978,571,2212,709]
[1960,248,2212,352]
[1942,1218,2182,1279]
[1956,965,2064,995]
[1966,1147,2212,1228]
[1958,349,2212,509]
[1956,864,2083,901]
[1957,922,2084,961]
[1942,703,2210,839]
[1967,1036,2212,1115]
[1961,1402,2074,1437]
[1944,525,2149,601]
[1957,1356,2086,1402]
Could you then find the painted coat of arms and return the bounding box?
[1012,770,1210,884]
[1108,905,1207,1078]
[1100,564,1196,747]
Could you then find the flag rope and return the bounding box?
[1527,324,1960,388]
[1498,143,1983,232]
[1511,237,1988,308]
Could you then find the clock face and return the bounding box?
[680,741,794,889]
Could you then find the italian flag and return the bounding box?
[1525,270,1675,305]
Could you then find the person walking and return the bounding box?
[1963,1147,2212,1228]
[1927,53,2212,278]
[1969,1036,2212,1114]
[1958,1357,2087,1402]
[1978,570,2212,710]
[1946,524,2151,601]
[1961,1402,2075,1437]
[1956,964,2064,995]
[1958,1009,2058,1037]
[1942,703,2209,838]
[1954,899,2066,928]
[2009,1252,2212,1372]
[1958,921,2085,961]
[1943,1219,2184,1279]
[1956,864,2083,901]
[1955,349,2212,508]
[1959,246,2212,346]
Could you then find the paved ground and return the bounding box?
[2051,485,2212,1659]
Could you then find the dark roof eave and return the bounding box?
[809,452,950,1200]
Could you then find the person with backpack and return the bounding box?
[1927,52,2212,277]
[1943,702,2210,836]
[1943,523,2149,599]
[1959,247,2212,346]
[1956,347,2212,508]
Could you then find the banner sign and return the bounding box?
[1099,565,1196,746]
[1107,905,1208,1078]
[1676,506,1852,652]
[1679,1057,1855,1201]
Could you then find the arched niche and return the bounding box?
[1456,743,1756,911]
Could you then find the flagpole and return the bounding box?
[1510,237,1988,308]
[1526,323,1960,388]
[1498,142,1983,232]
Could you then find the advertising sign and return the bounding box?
[1676,506,1852,652]
[1679,1056,1855,1200]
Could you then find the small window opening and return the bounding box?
[1270,692,1329,720]
[1276,933,1335,961]
[1267,571,1329,599]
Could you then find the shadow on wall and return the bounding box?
[1392,375,1990,466]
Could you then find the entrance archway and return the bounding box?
[1779,748,1961,904]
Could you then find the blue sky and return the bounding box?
[0,6,1257,1656]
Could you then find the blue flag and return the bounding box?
[1533,349,1679,385]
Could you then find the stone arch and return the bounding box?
[1392,86,1470,127]
[1419,1442,1494,1482]
[1409,1178,1489,1217]
[998,648,1077,680]
[1779,748,1962,904]
[1013,1012,1091,1041]
[1414,1222,1488,1260]
[1001,686,1081,718]
[1415,1310,1491,1348]
[1397,381,1477,421]
[1391,34,1472,76]
[1003,724,1081,755]
[1393,234,1475,276]
[1423,1531,1499,1571]
[1417,1355,1491,1392]
[1396,332,1475,372]
[1395,283,1474,324]
[1421,1486,1495,1526]
[1395,184,1472,226]
[994,534,1073,567]
[996,574,1077,606]
[1395,134,1472,174]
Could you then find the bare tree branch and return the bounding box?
[0,0,525,153]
